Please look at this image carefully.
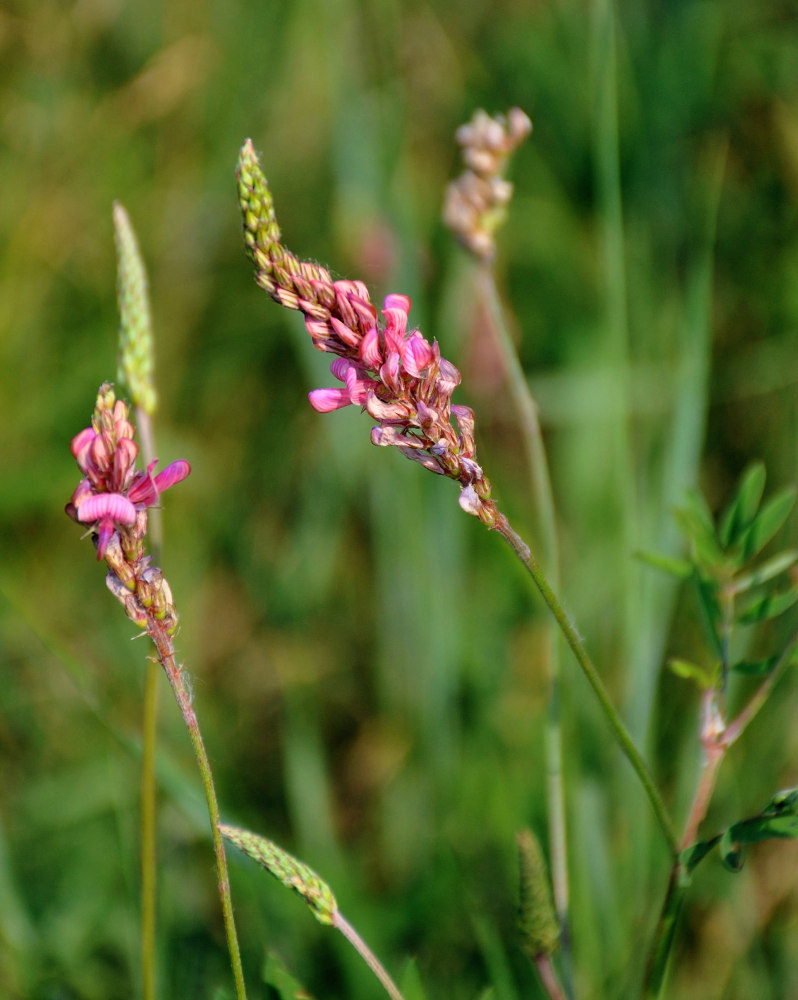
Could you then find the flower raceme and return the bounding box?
[237,139,508,530]
[66,386,190,560]
[66,385,189,635]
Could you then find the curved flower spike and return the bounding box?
[238,140,508,530]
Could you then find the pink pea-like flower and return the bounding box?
[77,492,137,527]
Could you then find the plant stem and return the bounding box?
[334,911,405,1000]
[140,659,159,1000]
[136,404,160,1000]
[146,620,248,1000]
[535,954,569,1000]
[477,264,573,993]
[643,626,798,997]
[641,863,687,1000]
[494,518,679,858]
[722,623,798,747]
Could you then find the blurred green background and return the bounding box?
[3,0,798,997]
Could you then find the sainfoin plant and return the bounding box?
[64,112,798,1000]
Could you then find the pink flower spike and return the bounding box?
[309,387,353,412]
[153,460,191,494]
[77,492,137,526]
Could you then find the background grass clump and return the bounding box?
[2,1,798,998]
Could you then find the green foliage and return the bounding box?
[647,463,798,692]
[3,0,798,998]
[682,788,798,877]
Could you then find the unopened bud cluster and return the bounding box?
[65,383,190,634]
[237,140,508,529]
[443,107,532,261]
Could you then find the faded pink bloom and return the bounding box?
[443,107,532,261]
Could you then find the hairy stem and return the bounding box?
[495,519,679,857]
[477,264,573,992]
[147,620,248,1000]
[140,659,159,1000]
[135,404,160,1000]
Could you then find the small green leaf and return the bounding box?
[733,549,798,593]
[635,550,693,580]
[719,462,766,548]
[675,491,725,569]
[694,577,724,659]
[736,588,798,624]
[719,787,798,872]
[668,657,717,688]
[262,952,314,1000]
[399,959,429,1000]
[730,655,779,676]
[680,840,716,879]
[739,487,796,562]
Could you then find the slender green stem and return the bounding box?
[334,911,405,1000]
[477,264,573,993]
[494,518,679,857]
[722,623,798,747]
[140,659,159,1000]
[643,624,798,996]
[136,405,160,1000]
[641,863,687,1000]
[147,620,248,1000]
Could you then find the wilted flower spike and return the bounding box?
[443,107,532,261]
[238,140,511,531]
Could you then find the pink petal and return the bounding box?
[329,357,351,382]
[70,427,97,460]
[153,460,191,493]
[308,387,353,412]
[77,492,137,526]
[331,316,360,348]
[402,334,435,377]
[111,437,139,491]
[365,393,411,422]
[95,517,116,560]
[458,485,482,516]
[437,357,462,396]
[343,366,371,405]
[379,352,401,393]
[383,307,408,355]
[349,292,378,330]
[359,326,382,369]
[383,293,411,314]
